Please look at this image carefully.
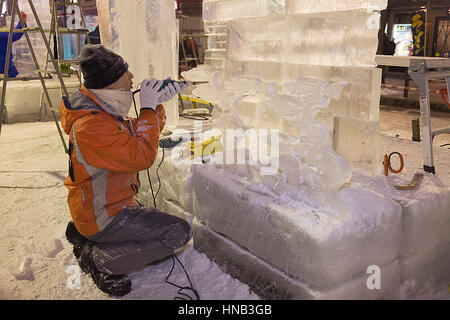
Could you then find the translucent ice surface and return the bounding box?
[191,68,352,214]
[286,0,388,13]
[199,0,387,183]
[13,0,52,76]
[286,10,380,67]
[203,21,228,69]
[226,60,382,122]
[260,78,352,212]
[332,116,381,175]
[227,10,380,67]
[97,0,178,127]
[203,0,285,22]
[181,65,213,82]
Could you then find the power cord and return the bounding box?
[132,88,200,300]
[165,254,201,300]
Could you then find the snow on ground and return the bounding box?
[379,104,450,185]
[0,104,449,300]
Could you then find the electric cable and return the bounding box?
[132,87,158,209]
[154,147,164,200]
[132,87,200,300]
[146,168,157,208]
[165,254,200,300]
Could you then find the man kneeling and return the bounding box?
[60,44,191,296]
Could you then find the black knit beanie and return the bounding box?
[79,44,128,89]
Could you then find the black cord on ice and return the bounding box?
[132,89,199,300]
[147,169,157,208]
[165,254,200,300]
[154,147,164,200]
[133,89,157,208]
[145,147,164,209]
[132,92,139,119]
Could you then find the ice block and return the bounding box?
[285,10,380,67]
[226,60,382,122]
[13,0,52,77]
[332,116,381,175]
[227,15,286,63]
[203,21,228,69]
[202,0,387,175]
[286,0,388,14]
[97,0,178,128]
[192,164,402,287]
[203,0,285,22]
[227,10,381,67]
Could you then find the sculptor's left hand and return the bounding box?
[158,82,183,104]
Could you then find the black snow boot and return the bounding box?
[65,221,88,259]
[78,243,132,297]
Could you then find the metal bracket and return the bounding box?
[408,59,435,174]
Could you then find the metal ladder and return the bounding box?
[178,14,202,73]
[0,0,87,153]
[408,58,450,174]
[38,0,90,121]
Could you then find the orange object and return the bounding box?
[384,154,389,176]
[383,152,404,176]
[59,86,166,237]
[439,89,450,110]
[395,172,423,190]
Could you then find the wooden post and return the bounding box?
[412,118,421,142]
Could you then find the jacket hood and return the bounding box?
[60,86,110,134]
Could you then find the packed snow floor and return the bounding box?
[0,105,449,300]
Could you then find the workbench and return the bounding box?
[376,55,450,174]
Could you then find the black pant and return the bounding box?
[87,206,192,274]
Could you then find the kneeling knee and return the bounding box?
[165,218,192,249]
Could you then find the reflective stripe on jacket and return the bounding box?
[60,86,166,237]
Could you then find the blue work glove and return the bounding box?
[158,82,184,104]
[140,79,165,111]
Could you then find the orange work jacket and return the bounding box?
[59,86,166,237]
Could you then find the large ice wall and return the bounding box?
[10,0,52,77]
[97,0,178,128]
[201,0,386,175]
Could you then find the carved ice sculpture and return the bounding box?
[184,67,351,214]
[202,0,385,176]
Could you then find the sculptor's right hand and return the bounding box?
[139,79,164,111]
